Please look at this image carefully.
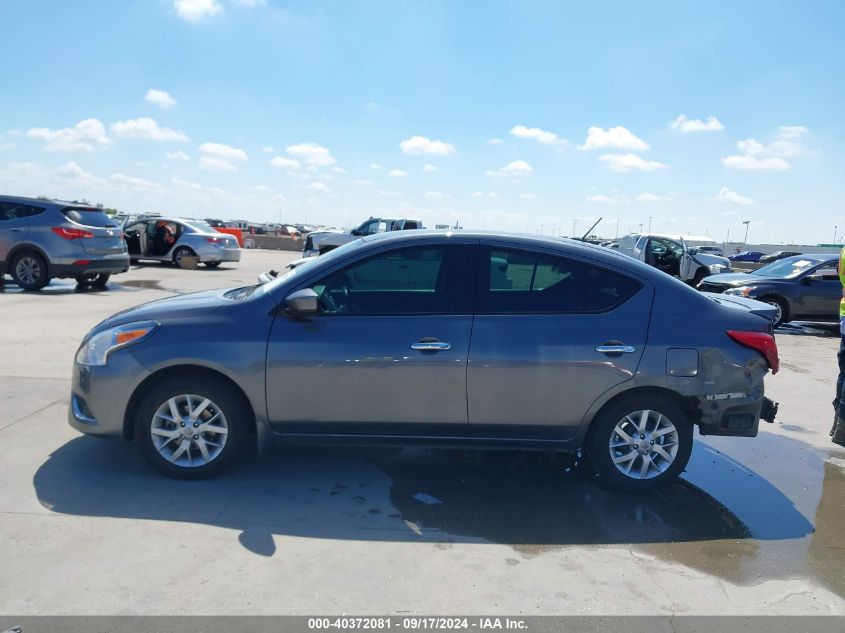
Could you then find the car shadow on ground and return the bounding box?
[777,322,839,337]
[33,434,814,559]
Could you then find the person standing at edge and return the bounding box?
[833,245,845,446]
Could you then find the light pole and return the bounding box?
[572,219,578,237]
[835,225,839,245]
[637,223,644,234]
[647,216,652,233]
[742,220,751,244]
[615,218,620,239]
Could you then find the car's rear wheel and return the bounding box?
[136,377,248,479]
[759,295,788,328]
[172,246,196,269]
[11,251,49,290]
[204,261,221,268]
[587,394,693,492]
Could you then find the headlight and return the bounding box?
[709,264,728,274]
[75,321,158,366]
[724,286,754,298]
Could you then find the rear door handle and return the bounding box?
[595,345,637,354]
[411,339,451,351]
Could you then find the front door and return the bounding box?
[467,245,653,440]
[266,242,478,431]
[795,264,841,320]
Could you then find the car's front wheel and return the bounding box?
[172,246,196,269]
[759,295,788,328]
[587,394,693,492]
[136,377,248,479]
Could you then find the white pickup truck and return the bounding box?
[302,217,424,257]
[616,233,732,285]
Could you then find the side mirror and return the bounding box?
[803,274,823,284]
[284,288,320,315]
[350,228,362,236]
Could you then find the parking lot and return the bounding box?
[1,249,844,615]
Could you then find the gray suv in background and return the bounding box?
[69,230,779,491]
[0,195,129,290]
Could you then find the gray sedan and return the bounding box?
[124,218,241,268]
[69,231,779,491]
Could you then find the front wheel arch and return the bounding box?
[756,294,789,327]
[123,365,256,441]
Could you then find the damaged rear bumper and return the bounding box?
[696,393,778,438]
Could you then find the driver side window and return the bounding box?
[309,245,474,315]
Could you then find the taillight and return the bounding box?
[52,227,94,240]
[727,330,779,374]
[206,236,222,244]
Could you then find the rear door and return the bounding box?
[61,207,125,257]
[467,244,653,439]
[0,201,39,262]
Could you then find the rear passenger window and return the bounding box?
[480,248,641,313]
[0,201,45,221]
[62,208,118,227]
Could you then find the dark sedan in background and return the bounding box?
[698,254,840,327]
[729,250,765,263]
[759,250,802,264]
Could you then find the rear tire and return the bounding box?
[204,261,221,268]
[586,394,693,492]
[136,376,248,479]
[11,251,49,290]
[76,273,111,289]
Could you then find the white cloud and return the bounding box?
[399,135,456,156]
[722,126,808,171]
[586,193,629,204]
[199,142,248,161]
[354,179,374,186]
[378,190,404,197]
[425,191,445,198]
[26,119,111,152]
[109,173,164,191]
[231,0,265,6]
[308,182,332,192]
[389,169,408,178]
[422,163,438,172]
[510,125,564,146]
[519,193,539,199]
[714,187,754,205]
[110,118,189,142]
[270,156,301,171]
[198,156,238,172]
[174,0,222,22]
[370,163,381,171]
[598,153,668,173]
[485,159,533,177]
[331,166,347,174]
[671,115,724,133]
[166,150,190,161]
[635,192,673,202]
[287,142,336,166]
[145,89,177,110]
[262,146,275,153]
[488,138,505,145]
[579,126,649,151]
[472,191,498,198]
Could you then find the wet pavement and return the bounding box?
[2,249,845,614]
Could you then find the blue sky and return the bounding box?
[1,0,843,243]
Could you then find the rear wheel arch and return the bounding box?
[123,365,257,441]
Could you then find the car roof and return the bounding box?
[0,195,99,209]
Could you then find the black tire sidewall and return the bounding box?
[92,273,111,288]
[136,378,246,479]
[587,395,693,492]
[173,247,194,268]
[12,251,49,290]
[759,295,787,328]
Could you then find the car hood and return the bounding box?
[699,272,781,287]
[693,253,731,266]
[102,288,232,328]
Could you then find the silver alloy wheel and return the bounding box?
[608,409,679,480]
[150,394,229,468]
[765,300,783,327]
[174,248,191,267]
[15,256,42,286]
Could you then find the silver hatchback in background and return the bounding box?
[0,195,129,290]
[123,217,241,269]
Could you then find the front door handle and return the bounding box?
[411,338,451,351]
[595,345,637,354]
[10,228,23,232]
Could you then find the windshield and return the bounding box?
[751,256,828,278]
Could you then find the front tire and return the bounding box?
[172,246,195,269]
[759,295,788,328]
[587,394,693,492]
[136,377,248,479]
[11,251,49,290]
